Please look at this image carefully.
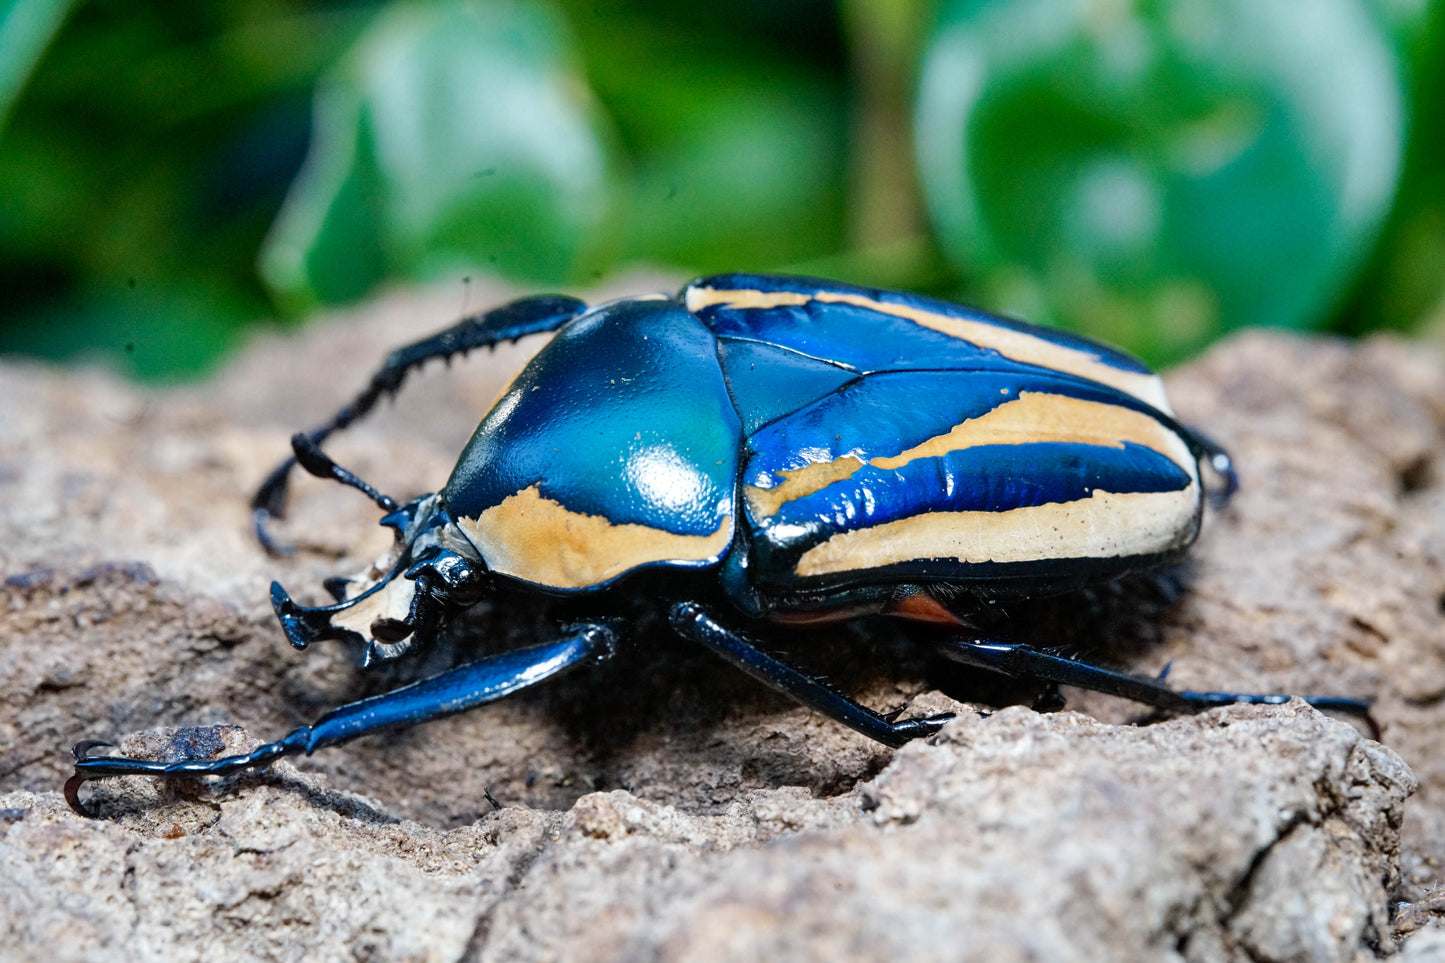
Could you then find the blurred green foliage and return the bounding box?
[0,0,1440,380]
[916,0,1407,357]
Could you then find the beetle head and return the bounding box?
[270,493,490,666]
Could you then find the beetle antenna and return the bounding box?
[289,433,400,514]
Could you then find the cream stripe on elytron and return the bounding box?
[793,487,1200,578]
[745,391,1197,520]
[456,484,732,590]
[685,286,1171,413]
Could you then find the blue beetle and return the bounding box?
[67,274,1369,804]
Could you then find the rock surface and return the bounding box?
[0,707,1415,963]
[1,277,1442,961]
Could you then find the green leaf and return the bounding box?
[621,87,846,269]
[0,277,247,381]
[916,0,1406,361]
[0,2,372,377]
[1342,0,1445,336]
[558,4,850,271]
[261,0,621,312]
[0,0,75,133]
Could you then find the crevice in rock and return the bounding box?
[1396,454,1435,497]
[1231,813,1310,921]
[459,905,496,963]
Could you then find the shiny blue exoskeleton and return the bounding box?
[66,275,1372,812]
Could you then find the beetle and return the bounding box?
[66,273,1371,809]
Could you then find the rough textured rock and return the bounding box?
[0,277,1441,960]
[0,706,1414,962]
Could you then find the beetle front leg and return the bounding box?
[66,622,618,816]
[253,293,588,553]
[668,602,951,747]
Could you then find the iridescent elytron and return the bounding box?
[67,274,1370,810]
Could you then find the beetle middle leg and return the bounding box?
[65,622,618,815]
[668,601,952,747]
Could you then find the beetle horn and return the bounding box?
[262,494,471,662]
[270,581,349,649]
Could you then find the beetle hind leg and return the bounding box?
[1177,422,1240,507]
[66,622,618,816]
[935,637,1376,732]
